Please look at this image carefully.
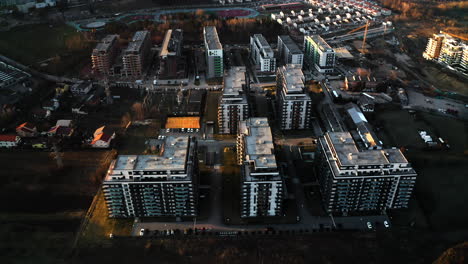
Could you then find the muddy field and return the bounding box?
[374,105,468,231]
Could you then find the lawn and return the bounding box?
[0,24,80,65]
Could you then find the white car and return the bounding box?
[366,222,372,229]
[384,221,390,228]
[139,228,145,236]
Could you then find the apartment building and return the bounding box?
[218,67,250,134]
[304,35,336,73]
[250,34,276,72]
[91,35,119,75]
[277,35,303,67]
[237,118,283,218]
[423,32,467,72]
[204,26,223,79]
[422,33,445,60]
[276,64,312,130]
[102,136,198,218]
[438,37,465,66]
[122,31,151,78]
[316,132,417,215]
[159,29,186,79]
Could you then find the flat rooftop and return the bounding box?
[254,34,274,57]
[239,118,277,169]
[124,31,149,53]
[204,26,222,50]
[278,35,302,54]
[165,117,200,129]
[325,132,408,166]
[279,65,305,93]
[93,35,118,53]
[309,35,333,51]
[160,29,183,57]
[113,136,190,172]
[222,66,247,99]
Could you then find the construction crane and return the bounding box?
[343,21,370,54]
[361,21,369,54]
[345,21,369,35]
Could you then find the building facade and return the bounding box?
[204,26,224,79]
[91,35,119,75]
[102,136,198,218]
[122,31,151,78]
[276,64,312,130]
[423,32,467,73]
[277,35,303,67]
[250,34,276,72]
[304,35,336,73]
[237,118,283,218]
[422,33,445,60]
[316,132,417,215]
[218,67,250,134]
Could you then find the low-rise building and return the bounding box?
[316,132,417,215]
[0,135,20,148]
[70,81,92,96]
[91,126,115,148]
[102,136,198,218]
[237,118,283,218]
[16,122,37,137]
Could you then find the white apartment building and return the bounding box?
[250,34,276,72]
[304,35,336,73]
[277,35,304,67]
[276,64,312,130]
[204,26,224,79]
[218,67,250,134]
[316,132,417,215]
[237,118,283,218]
[122,31,151,78]
[102,136,198,218]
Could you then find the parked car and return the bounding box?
[139,228,145,236]
[366,222,372,229]
[384,221,390,228]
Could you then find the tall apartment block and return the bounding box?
[304,35,336,73]
[277,35,303,67]
[276,64,312,130]
[102,136,198,218]
[250,34,276,72]
[237,118,283,218]
[316,132,417,215]
[203,26,223,79]
[159,29,186,79]
[423,32,467,72]
[438,37,465,67]
[122,31,151,78]
[218,66,250,134]
[422,33,445,60]
[91,35,119,75]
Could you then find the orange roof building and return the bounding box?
[165,117,200,129]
